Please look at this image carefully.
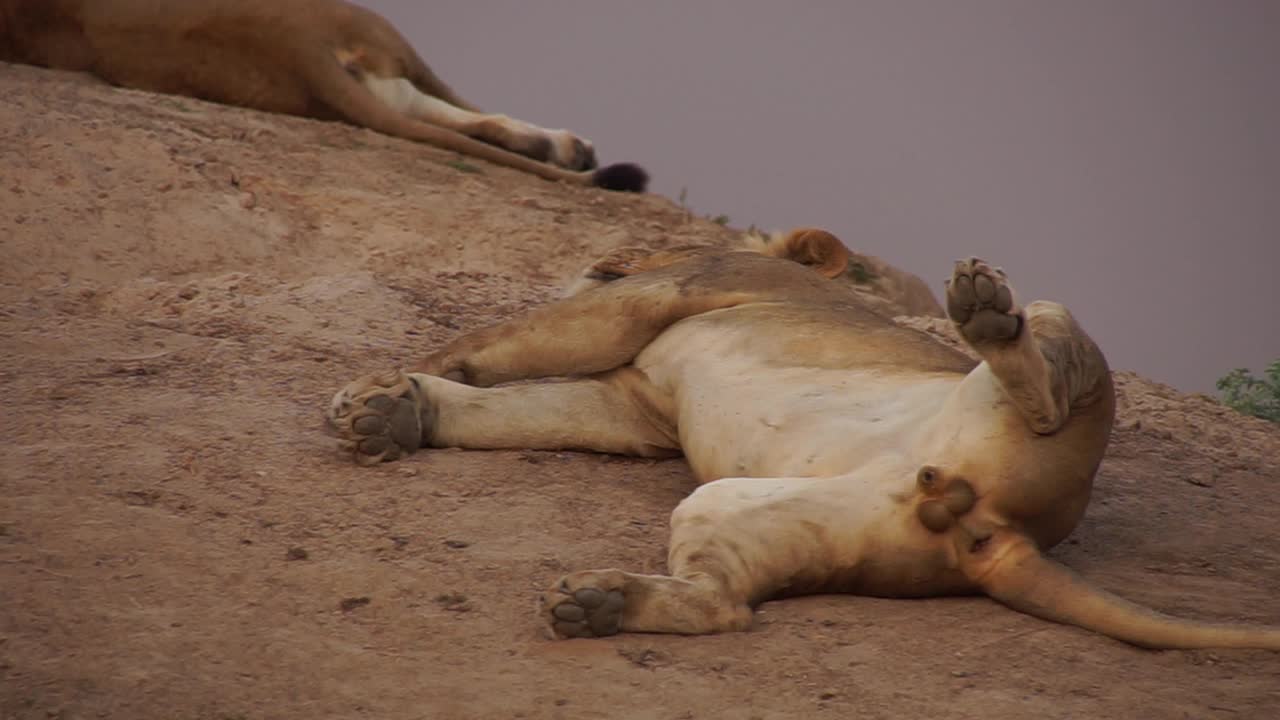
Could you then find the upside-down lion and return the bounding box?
[328,228,1280,650]
[0,0,646,191]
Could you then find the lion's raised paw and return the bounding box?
[945,257,1023,345]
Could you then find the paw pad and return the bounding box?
[946,258,1022,344]
[329,370,424,466]
[545,586,625,639]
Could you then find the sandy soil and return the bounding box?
[2,64,1278,720]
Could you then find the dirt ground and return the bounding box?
[2,64,1279,720]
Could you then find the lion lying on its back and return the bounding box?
[0,0,646,191]
[329,228,1280,650]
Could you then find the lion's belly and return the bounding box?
[634,319,961,482]
[635,316,1103,545]
[679,367,957,481]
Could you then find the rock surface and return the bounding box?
[2,64,1279,720]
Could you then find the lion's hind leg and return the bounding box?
[354,72,596,172]
[541,475,857,638]
[542,569,752,638]
[946,258,1110,433]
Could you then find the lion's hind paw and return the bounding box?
[946,257,1023,345]
[541,572,627,639]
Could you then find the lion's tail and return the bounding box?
[972,532,1280,650]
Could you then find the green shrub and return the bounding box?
[1215,360,1280,423]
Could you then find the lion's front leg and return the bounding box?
[326,370,429,465]
[328,367,680,465]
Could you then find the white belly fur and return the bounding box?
[635,317,964,483]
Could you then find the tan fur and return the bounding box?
[328,235,1280,650]
[0,0,641,188]
[743,226,851,278]
[565,228,850,294]
[566,228,944,317]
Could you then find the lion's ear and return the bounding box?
[773,228,850,279]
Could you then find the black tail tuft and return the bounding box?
[591,163,649,193]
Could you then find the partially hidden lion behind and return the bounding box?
[566,228,946,319]
[328,228,1280,650]
[0,0,647,191]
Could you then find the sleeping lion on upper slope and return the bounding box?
[0,0,647,191]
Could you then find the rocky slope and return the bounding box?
[2,63,1278,720]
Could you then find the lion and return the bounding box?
[0,0,647,191]
[327,229,1280,649]
[564,227,946,318]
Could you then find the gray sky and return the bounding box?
[365,0,1279,393]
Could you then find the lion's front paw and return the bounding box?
[328,370,426,466]
[540,570,627,639]
[945,257,1023,346]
